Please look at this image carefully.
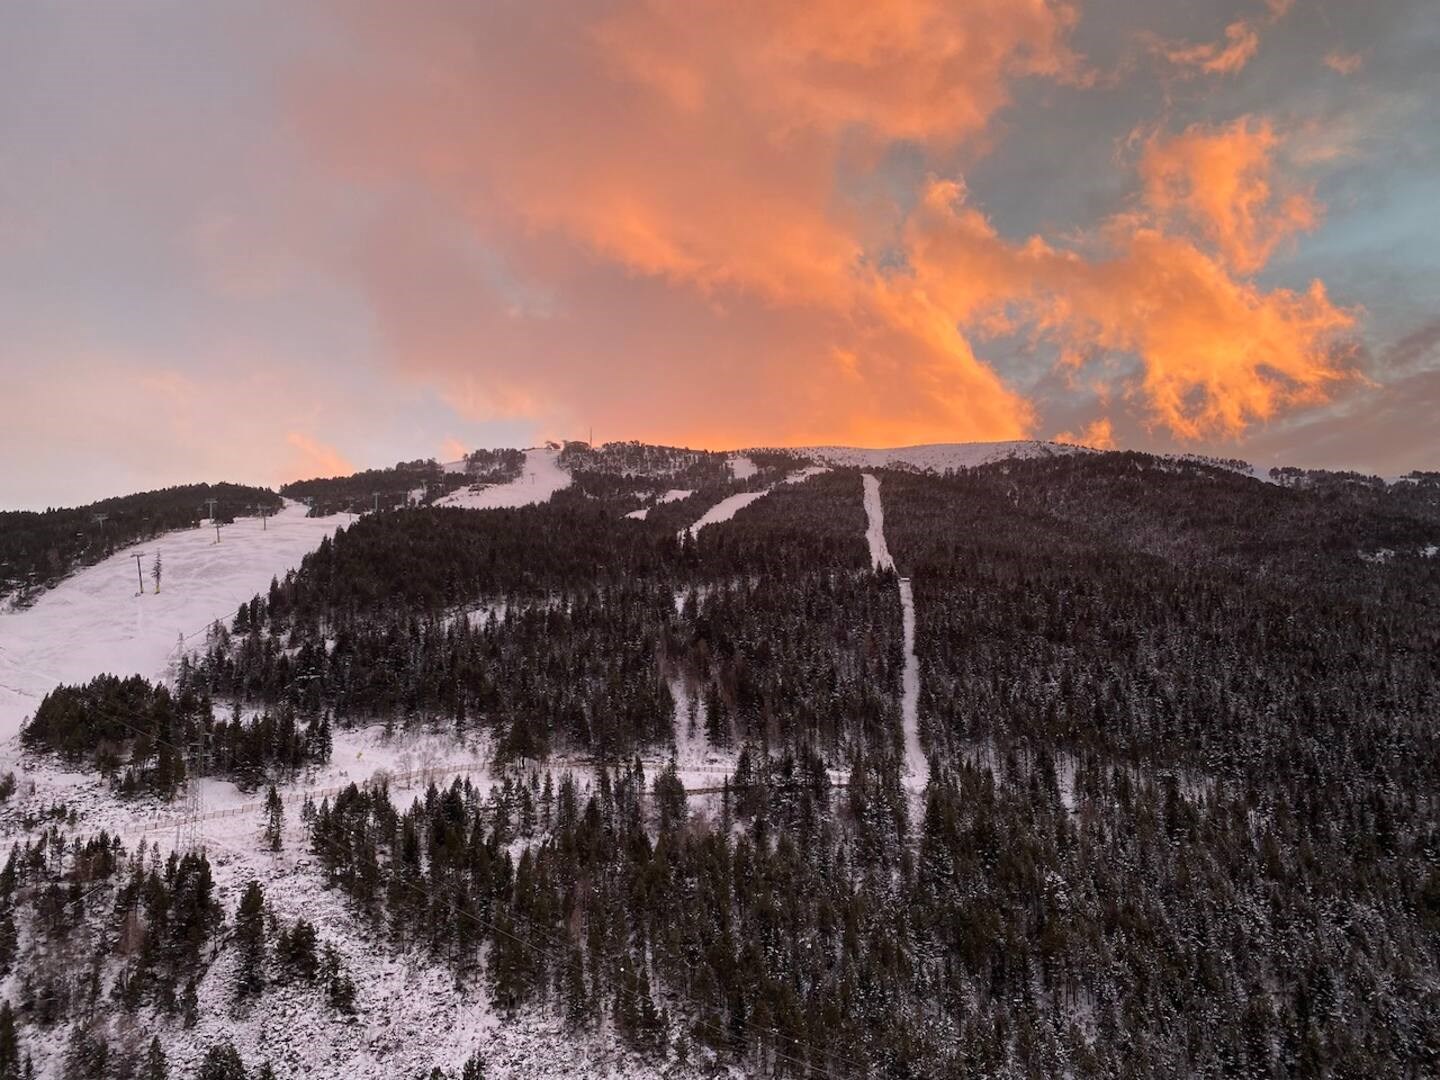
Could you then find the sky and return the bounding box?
[1,0,1437,509]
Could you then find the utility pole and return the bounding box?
[132,553,147,596]
[176,739,204,854]
[206,498,221,544]
[372,491,379,514]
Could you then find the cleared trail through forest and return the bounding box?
[861,474,928,790]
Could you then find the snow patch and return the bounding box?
[625,489,694,521]
[728,455,758,480]
[435,448,570,510]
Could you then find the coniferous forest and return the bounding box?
[0,485,282,606]
[2,448,1438,1077]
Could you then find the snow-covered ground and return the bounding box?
[682,491,769,538]
[796,440,1089,472]
[2,731,713,1080]
[681,467,828,540]
[897,577,927,789]
[624,489,693,521]
[861,474,894,572]
[860,474,925,788]
[435,448,570,510]
[0,500,341,749]
[728,455,757,480]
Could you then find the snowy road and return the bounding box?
[862,473,927,788]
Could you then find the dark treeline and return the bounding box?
[300,730,1440,1077]
[21,675,331,798]
[556,441,736,489]
[200,470,899,763]
[184,455,1440,1073]
[556,441,814,521]
[462,447,526,482]
[305,751,915,1074]
[873,456,1440,1076]
[0,484,282,604]
[280,456,498,518]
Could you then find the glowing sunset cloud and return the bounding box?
[1,0,1436,503]
[289,0,1356,448]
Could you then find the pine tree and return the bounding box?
[234,880,267,1000]
[181,979,200,1029]
[322,944,356,1013]
[0,912,14,980]
[703,687,728,747]
[62,1026,108,1080]
[263,785,285,851]
[276,919,319,982]
[196,1042,247,1080]
[151,553,162,594]
[0,1001,19,1080]
[141,1038,168,1080]
[459,1050,486,1080]
[652,760,687,833]
[562,944,589,1028]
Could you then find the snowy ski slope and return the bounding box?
[0,501,342,747]
[435,447,570,509]
[681,465,828,539]
[861,473,926,787]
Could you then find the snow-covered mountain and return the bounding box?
[789,439,1092,472]
[1,440,1435,1079]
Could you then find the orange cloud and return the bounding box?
[902,138,1356,439]
[289,0,1356,452]
[1039,232,1356,438]
[1055,417,1115,448]
[1154,0,1290,77]
[1161,20,1260,76]
[285,432,353,480]
[1140,117,1320,274]
[596,0,1083,146]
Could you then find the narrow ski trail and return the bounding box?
[861,473,927,789]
